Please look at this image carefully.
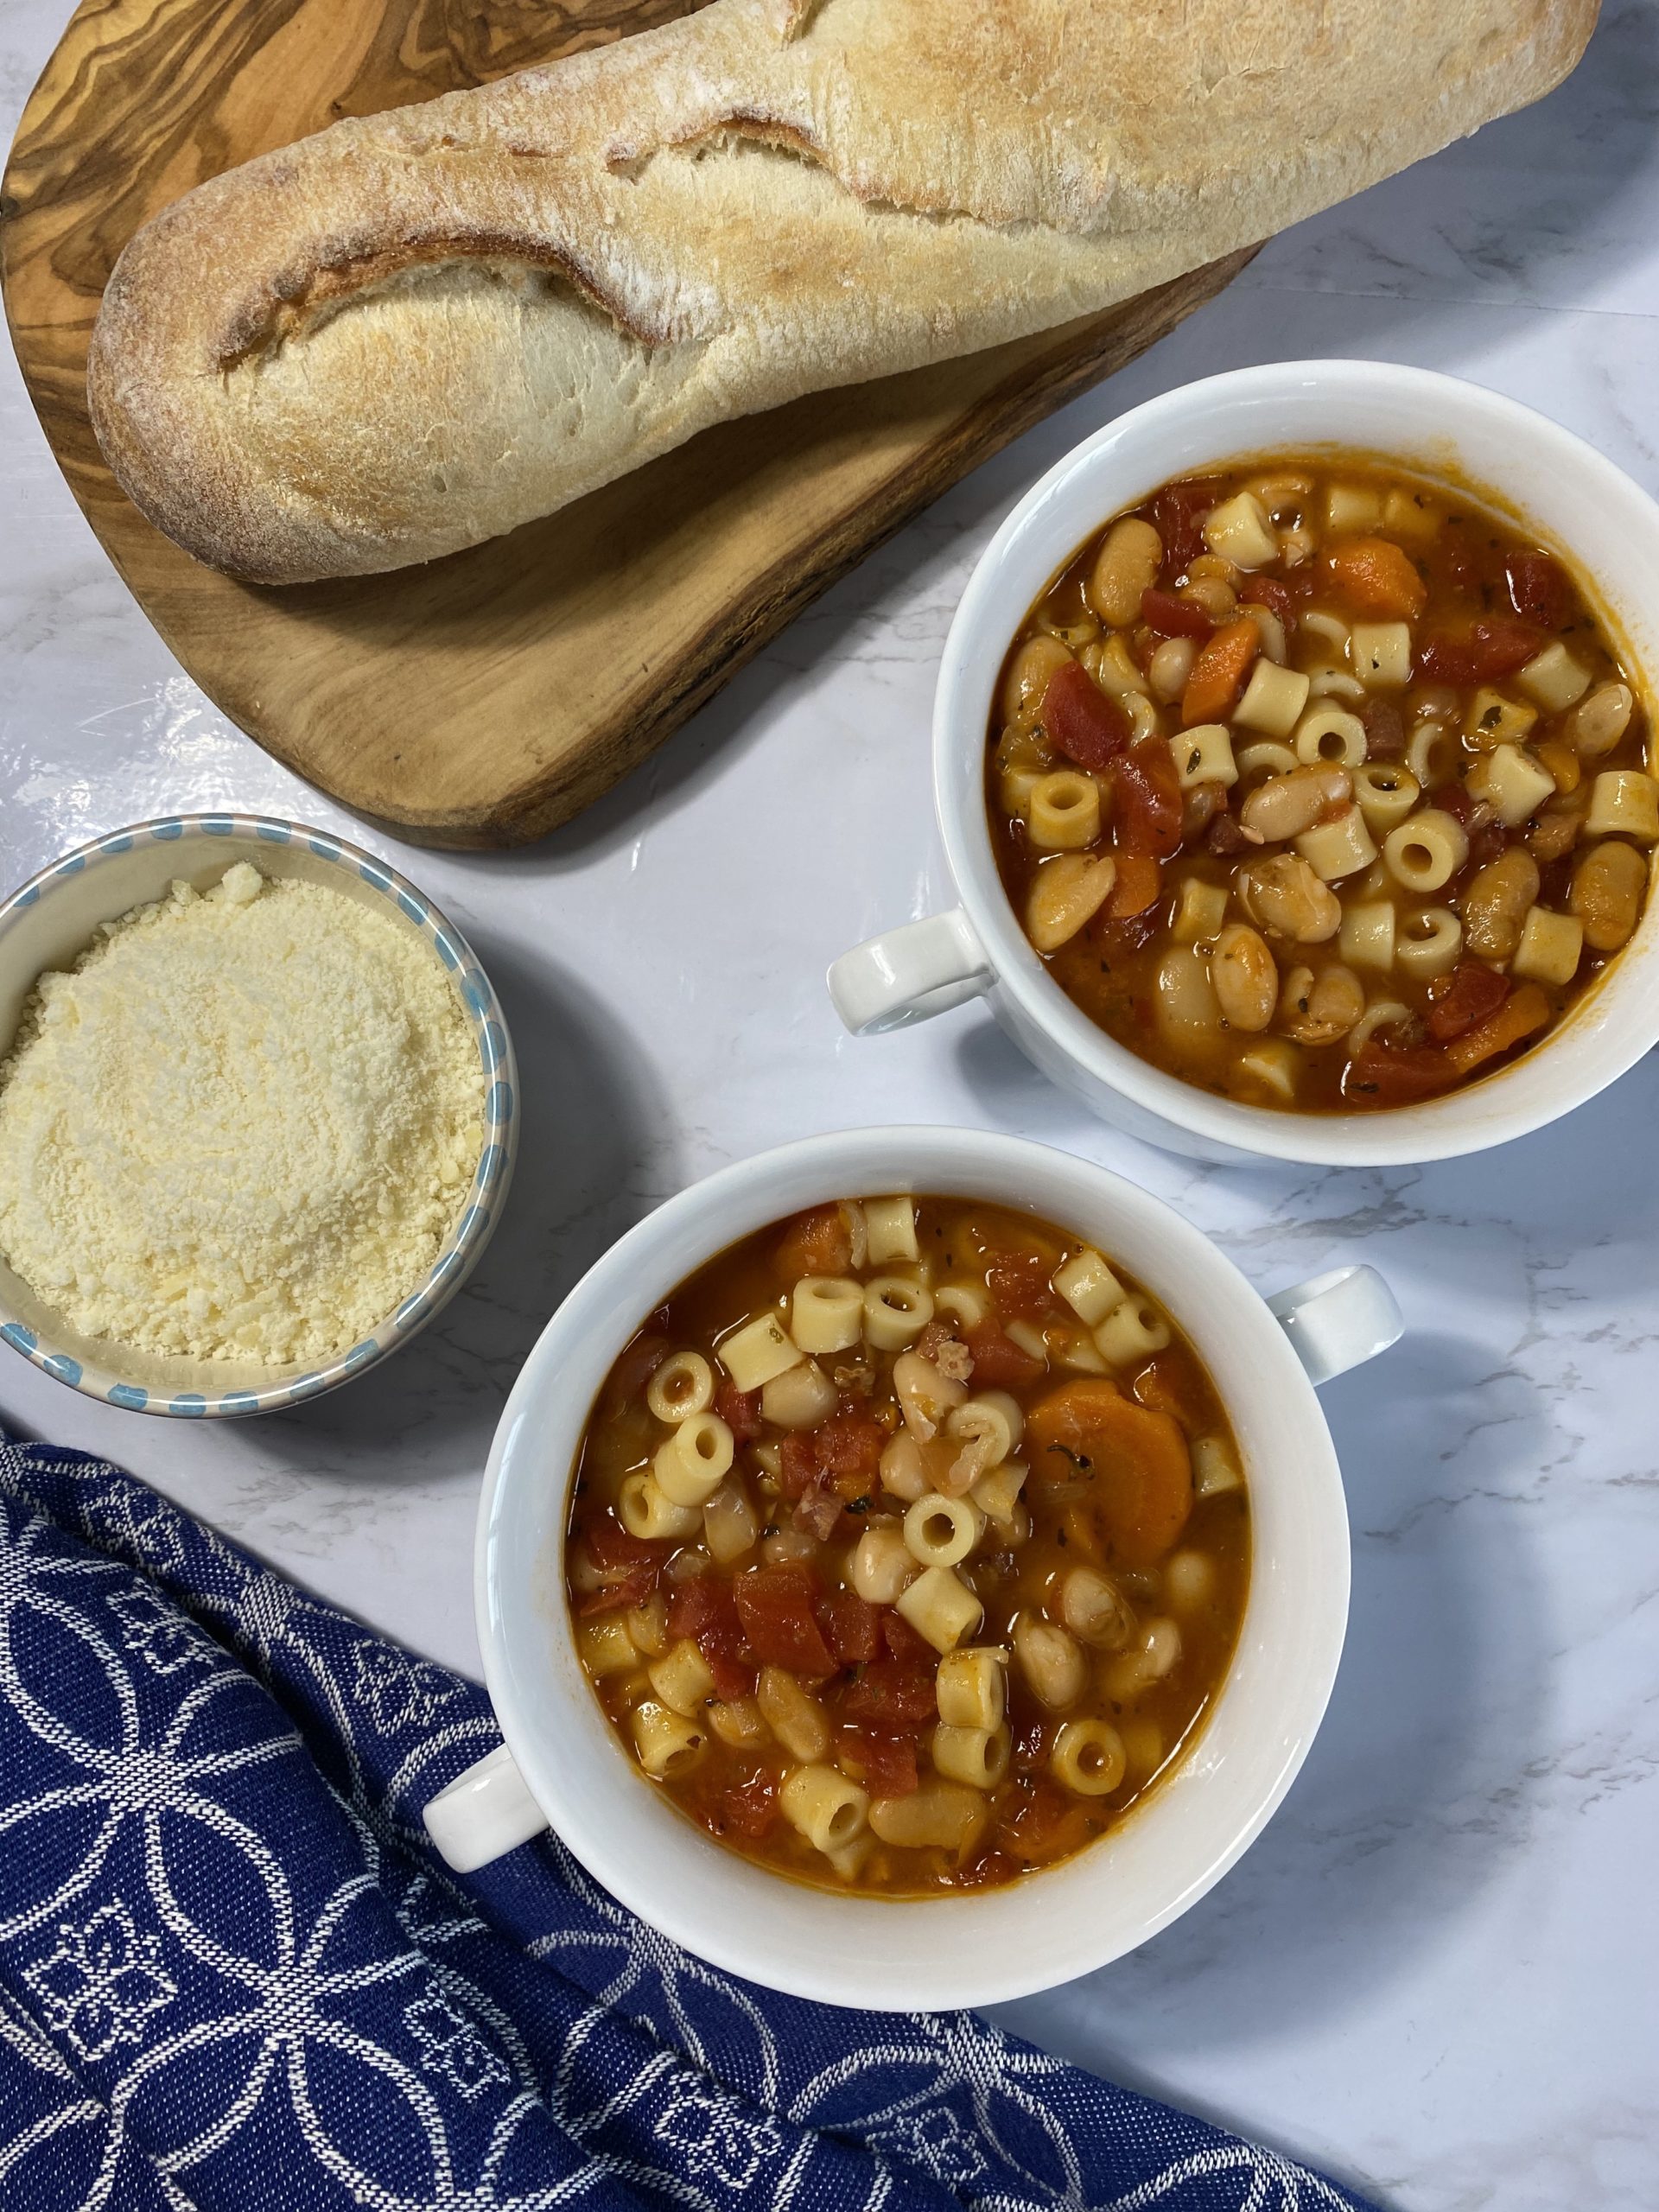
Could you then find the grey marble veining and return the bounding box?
[2,5,1656,2205]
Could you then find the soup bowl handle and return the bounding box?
[1267,1264,1402,1386]
[423,1743,546,1872]
[827,908,994,1034]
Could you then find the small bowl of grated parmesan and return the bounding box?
[0,814,516,1417]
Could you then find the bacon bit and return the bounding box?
[734,1564,835,1677]
[572,1518,667,1616]
[605,1333,671,1408]
[1443,982,1552,1076]
[1324,536,1427,620]
[1148,479,1223,572]
[715,1381,764,1443]
[1042,659,1131,775]
[961,1318,1046,1392]
[1110,736,1184,859]
[1426,962,1511,1044]
[1359,699,1406,760]
[1206,812,1251,857]
[1504,549,1573,631]
[775,1205,853,1281]
[935,1338,975,1383]
[720,1769,779,1840]
[986,1250,1061,1324]
[842,1659,936,1728]
[792,1479,845,1542]
[821,1588,883,1669]
[837,1727,918,1798]
[1181,619,1260,727]
[1139,586,1214,641]
[1416,616,1542,685]
[881,1611,934,1667]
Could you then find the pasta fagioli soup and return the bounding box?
[564,1195,1249,1897]
[987,455,1656,1111]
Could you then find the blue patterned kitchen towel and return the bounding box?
[0,1432,1379,2212]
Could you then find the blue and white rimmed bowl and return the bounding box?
[0,814,517,1418]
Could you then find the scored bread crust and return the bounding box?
[86,0,1598,584]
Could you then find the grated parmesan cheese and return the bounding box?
[0,861,485,1365]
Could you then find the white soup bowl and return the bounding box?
[828,362,1659,1166]
[423,1126,1401,2011]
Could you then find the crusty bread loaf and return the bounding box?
[87,0,1597,585]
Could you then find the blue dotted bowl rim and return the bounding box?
[0,813,518,1418]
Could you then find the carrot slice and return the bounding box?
[1024,1378,1193,1567]
[1324,537,1427,620]
[1443,982,1552,1075]
[1106,852,1161,918]
[1180,618,1260,726]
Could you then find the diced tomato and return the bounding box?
[665,1574,752,1700]
[1243,573,1304,621]
[842,1659,937,1728]
[605,1333,671,1408]
[1324,536,1427,620]
[1139,587,1214,640]
[1426,962,1511,1044]
[1041,659,1130,776]
[1505,549,1573,630]
[812,1412,887,1497]
[775,1205,852,1281]
[1443,982,1552,1075]
[821,1588,882,1668]
[1149,479,1222,571]
[1416,617,1542,684]
[792,1478,845,1542]
[720,1770,778,1840]
[1110,736,1184,859]
[1108,851,1162,918]
[1359,699,1406,760]
[734,1565,836,1676]
[986,1249,1060,1324]
[665,1573,731,1642]
[881,1611,933,1667]
[1181,619,1259,726]
[838,1727,918,1798]
[1341,1039,1455,1107]
[715,1381,763,1443]
[960,1319,1046,1392]
[778,1432,818,1501]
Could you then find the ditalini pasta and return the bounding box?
[987,457,1656,1110]
[564,1196,1249,1896]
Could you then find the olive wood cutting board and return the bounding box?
[2,0,1256,849]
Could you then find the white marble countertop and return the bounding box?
[3,7,1656,2205]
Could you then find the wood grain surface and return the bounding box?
[1,0,1255,849]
